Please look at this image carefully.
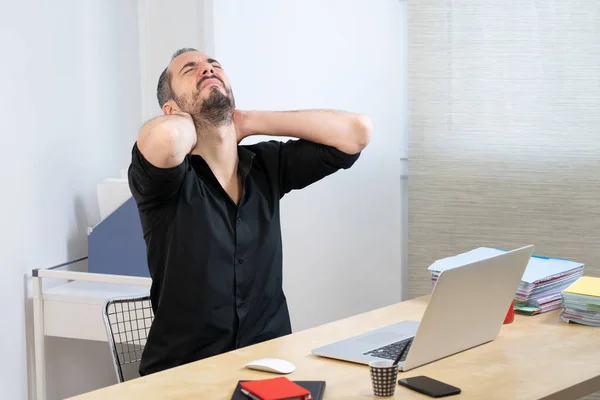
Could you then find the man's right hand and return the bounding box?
[233,109,250,143]
[137,113,197,168]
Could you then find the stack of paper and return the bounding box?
[427,247,585,315]
[513,256,585,315]
[428,247,505,286]
[560,276,600,327]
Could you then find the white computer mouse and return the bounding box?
[244,357,296,374]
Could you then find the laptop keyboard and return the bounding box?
[363,337,413,361]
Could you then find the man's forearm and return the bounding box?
[137,112,197,168]
[239,110,373,154]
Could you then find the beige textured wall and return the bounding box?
[407,1,600,398]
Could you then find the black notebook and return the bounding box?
[230,380,326,400]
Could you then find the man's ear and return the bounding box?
[162,99,180,115]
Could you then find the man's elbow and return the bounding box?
[350,114,373,153]
[137,124,183,168]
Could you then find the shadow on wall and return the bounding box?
[45,337,116,400]
[67,196,91,262]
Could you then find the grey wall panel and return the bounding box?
[407,2,600,397]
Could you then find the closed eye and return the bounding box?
[207,58,222,69]
[179,60,222,75]
[180,61,197,75]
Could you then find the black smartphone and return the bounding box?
[398,376,461,398]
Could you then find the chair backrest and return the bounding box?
[103,294,154,383]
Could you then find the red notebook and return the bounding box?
[239,377,312,400]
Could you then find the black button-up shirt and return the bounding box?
[128,138,360,376]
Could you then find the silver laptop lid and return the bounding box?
[402,245,534,371]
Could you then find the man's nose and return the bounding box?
[199,63,214,76]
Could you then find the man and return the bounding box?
[128,47,372,376]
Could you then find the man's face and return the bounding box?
[166,51,235,126]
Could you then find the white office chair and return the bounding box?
[102,295,154,383]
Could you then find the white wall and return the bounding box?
[212,0,407,330]
[138,0,213,121]
[0,1,141,399]
[0,1,406,397]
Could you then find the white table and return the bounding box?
[32,265,151,400]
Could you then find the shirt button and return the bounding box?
[237,216,242,221]
[238,258,244,264]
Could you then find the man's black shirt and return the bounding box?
[128,138,360,376]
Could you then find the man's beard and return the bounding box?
[176,84,235,129]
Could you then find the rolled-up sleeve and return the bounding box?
[276,138,361,197]
[127,142,188,211]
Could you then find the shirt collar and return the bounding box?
[189,145,255,179]
[237,145,255,179]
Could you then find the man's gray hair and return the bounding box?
[156,47,199,107]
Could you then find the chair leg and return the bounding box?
[103,303,125,383]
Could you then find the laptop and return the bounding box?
[311,245,534,371]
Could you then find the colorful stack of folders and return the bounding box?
[427,247,585,315]
[560,276,600,327]
[513,255,584,315]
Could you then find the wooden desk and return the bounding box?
[68,295,600,400]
